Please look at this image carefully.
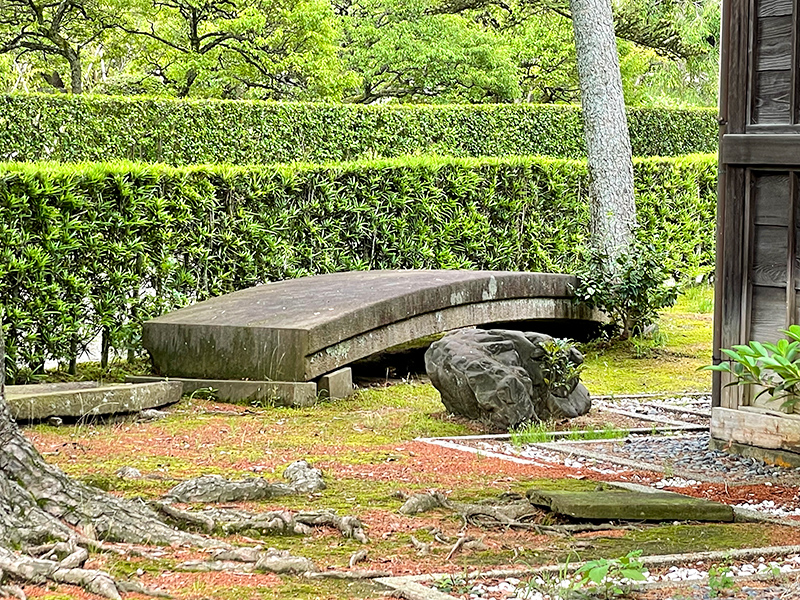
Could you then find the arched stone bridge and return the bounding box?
[143,270,602,385]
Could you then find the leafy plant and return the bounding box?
[705,325,800,410]
[511,422,627,446]
[540,337,585,397]
[432,569,476,595]
[574,239,680,340]
[510,421,552,445]
[571,550,648,598]
[707,563,736,598]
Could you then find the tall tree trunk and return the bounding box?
[66,49,82,94]
[569,0,637,263]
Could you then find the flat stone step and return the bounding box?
[526,488,735,522]
[143,270,603,383]
[126,376,319,408]
[6,381,182,421]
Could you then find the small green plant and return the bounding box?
[705,324,800,410]
[511,421,553,445]
[681,285,714,314]
[539,338,585,397]
[707,563,736,597]
[574,239,680,340]
[520,553,577,599]
[432,569,476,595]
[512,423,627,446]
[571,550,648,598]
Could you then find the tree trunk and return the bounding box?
[569,0,637,262]
[66,49,82,94]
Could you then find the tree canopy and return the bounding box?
[0,0,720,105]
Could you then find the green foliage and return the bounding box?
[510,421,552,445]
[340,0,521,103]
[510,422,626,445]
[571,551,647,598]
[539,337,584,396]
[705,325,800,410]
[117,0,349,100]
[0,154,716,381]
[0,94,718,165]
[574,239,682,340]
[707,563,736,598]
[432,570,476,594]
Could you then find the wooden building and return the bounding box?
[711,0,800,464]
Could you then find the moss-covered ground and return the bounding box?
[24,285,797,600]
[580,284,713,395]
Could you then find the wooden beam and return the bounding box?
[711,406,800,452]
[723,134,800,165]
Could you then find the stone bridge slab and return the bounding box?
[143,270,601,383]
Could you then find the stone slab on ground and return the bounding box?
[317,367,353,400]
[6,381,182,421]
[526,488,735,522]
[143,270,602,383]
[126,376,318,408]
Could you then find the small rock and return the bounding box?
[116,466,142,479]
[138,409,168,421]
[47,416,63,426]
[283,460,326,493]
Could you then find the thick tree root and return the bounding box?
[178,548,316,574]
[0,546,121,600]
[153,503,369,542]
[164,461,325,503]
[0,583,26,600]
[399,491,548,529]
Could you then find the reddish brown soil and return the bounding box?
[16,401,800,600]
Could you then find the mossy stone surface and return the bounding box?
[526,489,734,522]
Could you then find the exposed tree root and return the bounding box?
[0,581,26,600]
[164,461,325,503]
[152,503,369,542]
[0,359,323,598]
[0,546,121,600]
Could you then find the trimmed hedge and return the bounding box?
[0,154,716,379]
[0,94,717,165]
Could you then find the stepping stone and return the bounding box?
[6,381,182,421]
[126,375,320,407]
[526,488,734,522]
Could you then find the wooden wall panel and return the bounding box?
[757,0,793,17]
[754,172,791,223]
[752,225,789,285]
[753,71,793,123]
[756,17,793,70]
[750,285,788,342]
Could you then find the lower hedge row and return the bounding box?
[0,154,717,380]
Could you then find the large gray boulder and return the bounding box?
[424,328,591,430]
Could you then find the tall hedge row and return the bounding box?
[0,94,717,166]
[0,154,717,379]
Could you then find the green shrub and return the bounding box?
[0,94,717,166]
[574,237,682,340]
[0,154,716,380]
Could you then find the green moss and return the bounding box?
[270,578,381,600]
[584,523,771,559]
[580,290,713,395]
